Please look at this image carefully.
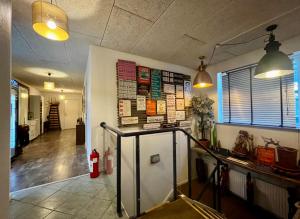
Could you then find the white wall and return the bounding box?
[0,0,11,218]
[85,46,197,216]
[42,92,83,130]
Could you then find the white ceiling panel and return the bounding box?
[15,24,70,64]
[58,0,114,37]
[100,6,153,52]
[131,0,232,63]
[115,0,174,22]
[12,0,300,92]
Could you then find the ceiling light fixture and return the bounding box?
[44,73,55,90]
[254,24,293,79]
[193,56,213,88]
[32,0,69,41]
[209,24,293,79]
[59,89,65,100]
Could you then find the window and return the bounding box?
[218,54,299,128]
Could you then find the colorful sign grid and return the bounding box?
[117,59,191,127]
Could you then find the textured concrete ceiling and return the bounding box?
[12,0,300,92]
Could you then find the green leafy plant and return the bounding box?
[191,94,214,139]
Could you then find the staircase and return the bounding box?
[48,103,61,130]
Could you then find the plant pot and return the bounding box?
[277,146,298,169]
[197,139,210,149]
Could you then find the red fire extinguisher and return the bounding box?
[104,147,113,175]
[90,149,100,178]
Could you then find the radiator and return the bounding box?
[229,170,289,219]
[204,158,289,219]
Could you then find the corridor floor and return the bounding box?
[10,129,89,192]
[10,174,125,219]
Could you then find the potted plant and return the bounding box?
[191,94,214,148]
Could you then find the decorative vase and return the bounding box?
[277,146,298,169]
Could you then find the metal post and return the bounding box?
[135,135,141,217]
[187,136,192,198]
[216,161,221,212]
[212,170,216,209]
[173,131,177,200]
[116,135,122,217]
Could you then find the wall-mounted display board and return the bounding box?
[117,59,192,128]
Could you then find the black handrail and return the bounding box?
[100,122,224,217]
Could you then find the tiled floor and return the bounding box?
[10,174,127,219]
[11,129,89,192]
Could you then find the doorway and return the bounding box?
[10,92,88,192]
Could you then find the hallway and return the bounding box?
[10,129,89,192]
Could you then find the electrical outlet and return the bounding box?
[150,154,160,164]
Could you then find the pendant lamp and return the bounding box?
[193,56,213,88]
[32,0,69,41]
[44,73,55,90]
[254,24,293,79]
[59,90,65,100]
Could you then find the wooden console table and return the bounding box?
[192,147,300,219]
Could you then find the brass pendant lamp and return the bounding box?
[32,0,69,41]
[254,24,293,79]
[193,56,213,88]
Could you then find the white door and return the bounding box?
[64,99,81,129]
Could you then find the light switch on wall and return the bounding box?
[150,154,160,164]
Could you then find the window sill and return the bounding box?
[216,122,299,132]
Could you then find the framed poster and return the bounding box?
[119,100,131,117]
[164,84,175,94]
[147,116,164,123]
[157,100,166,115]
[167,94,176,123]
[118,80,136,99]
[137,66,150,85]
[151,69,161,99]
[176,85,184,98]
[176,111,185,121]
[146,100,156,116]
[166,94,176,107]
[117,59,136,81]
[167,110,176,123]
[121,117,138,125]
[136,95,146,111]
[143,123,160,130]
[176,99,184,110]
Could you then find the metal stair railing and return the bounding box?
[100,122,224,218]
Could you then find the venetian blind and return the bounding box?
[221,65,296,127]
[222,73,230,123]
[229,68,251,124]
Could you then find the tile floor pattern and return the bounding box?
[10,174,128,219]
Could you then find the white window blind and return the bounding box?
[230,69,251,124]
[252,72,281,126]
[222,73,230,123]
[221,65,296,127]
